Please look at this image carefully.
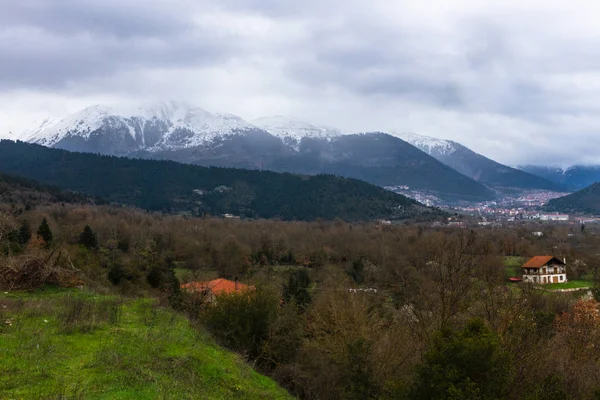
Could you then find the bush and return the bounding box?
[108,264,125,285]
[412,319,514,400]
[202,287,279,359]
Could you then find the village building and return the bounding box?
[522,256,567,284]
[181,278,252,303]
[540,214,569,222]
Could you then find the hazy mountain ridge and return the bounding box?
[519,165,600,191]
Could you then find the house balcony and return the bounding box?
[522,270,566,275]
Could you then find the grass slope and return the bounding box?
[0,289,292,400]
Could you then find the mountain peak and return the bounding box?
[395,132,458,157]
[252,116,343,142]
[25,101,255,150]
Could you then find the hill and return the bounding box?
[519,165,600,191]
[545,183,600,214]
[0,289,292,399]
[0,140,437,221]
[399,133,563,192]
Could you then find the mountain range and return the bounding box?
[18,101,566,202]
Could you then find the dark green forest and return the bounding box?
[0,140,440,221]
[546,182,600,214]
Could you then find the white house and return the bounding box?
[522,256,567,284]
[540,214,569,222]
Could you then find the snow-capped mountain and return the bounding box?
[25,101,259,154]
[398,132,562,191]
[396,132,457,157]
[252,116,342,148]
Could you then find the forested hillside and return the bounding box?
[545,182,600,214]
[0,172,91,211]
[0,140,438,221]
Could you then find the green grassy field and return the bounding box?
[0,288,292,400]
[543,280,593,291]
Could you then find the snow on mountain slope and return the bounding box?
[396,132,457,156]
[19,117,61,142]
[26,101,256,150]
[252,116,343,142]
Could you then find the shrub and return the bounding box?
[202,287,279,359]
[412,319,514,400]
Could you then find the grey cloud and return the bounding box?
[215,0,344,18]
[0,33,241,90]
[0,1,245,90]
[279,20,467,108]
[0,0,193,38]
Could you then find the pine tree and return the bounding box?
[37,217,53,245]
[17,220,31,245]
[78,225,98,249]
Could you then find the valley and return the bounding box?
[7,2,600,399]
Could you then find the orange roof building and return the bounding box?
[181,278,252,302]
[521,256,567,285]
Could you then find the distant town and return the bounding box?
[384,186,600,225]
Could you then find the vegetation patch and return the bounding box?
[504,256,527,277]
[543,280,593,291]
[0,290,292,400]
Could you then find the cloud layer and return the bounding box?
[1,0,600,166]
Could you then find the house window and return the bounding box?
[560,276,563,281]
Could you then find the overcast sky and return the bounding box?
[1,0,600,167]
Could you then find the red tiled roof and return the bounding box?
[522,256,564,268]
[181,278,251,295]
